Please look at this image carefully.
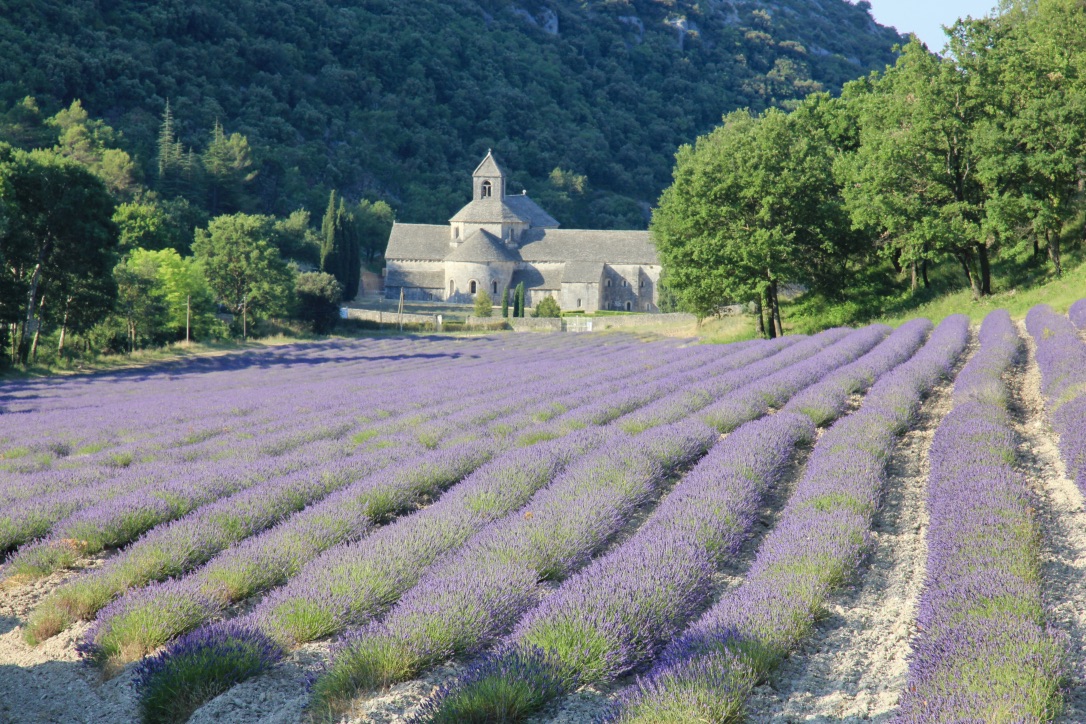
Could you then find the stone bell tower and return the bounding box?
[473,149,506,201]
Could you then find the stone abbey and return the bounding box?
[383,151,661,312]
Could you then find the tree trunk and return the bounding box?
[910,261,918,291]
[770,279,783,337]
[29,294,44,363]
[890,249,903,275]
[921,259,930,288]
[978,244,992,296]
[761,290,776,339]
[957,253,981,301]
[754,298,766,339]
[1046,229,1063,278]
[58,299,70,358]
[19,245,49,364]
[1033,234,1040,259]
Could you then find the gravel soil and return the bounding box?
[745,339,972,723]
[0,554,140,724]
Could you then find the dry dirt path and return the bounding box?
[0,555,139,724]
[744,339,972,723]
[1014,322,1086,722]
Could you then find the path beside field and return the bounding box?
[0,555,139,724]
[1015,323,1086,722]
[745,338,971,722]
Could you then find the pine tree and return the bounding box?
[156,101,184,196]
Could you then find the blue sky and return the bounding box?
[866,0,999,50]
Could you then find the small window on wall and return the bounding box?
[469,280,477,294]
[577,299,582,308]
[606,279,611,287]
[622,279,627,287]
[481,181,492,198]
[492,281,498,294]
[625,301,632,311]
[449,280,454,296]
[639,279,645,288]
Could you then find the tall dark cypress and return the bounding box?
[320,190,338,276]
[515,282,525,318]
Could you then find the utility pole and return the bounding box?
[186,295,191,345]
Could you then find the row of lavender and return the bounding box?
[22,337,749,645]
[408,319,934,722]
[126,325,905,722]
[601,315,969,723]
[1030,303,1086,498]
[72,329,852,662]
[896,310,1063,720]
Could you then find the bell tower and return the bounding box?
[473,149,506,201]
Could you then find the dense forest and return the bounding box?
[654,0,1086,335]
[0,0,903,228]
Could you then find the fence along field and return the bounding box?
[0,307,1085,723]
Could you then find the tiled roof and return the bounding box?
[519,228,657,265]
[385,268,445,289]
[449,198,532,224]
[473,150,506,178]
[561,261,604,284]
[445,230,517,262]
[385,223,450,261]
[504,194,559,228]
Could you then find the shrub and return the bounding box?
[474,290,493,318]
[295,271,342,333]
[534,297,561,318]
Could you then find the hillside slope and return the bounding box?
[0,0,903,225]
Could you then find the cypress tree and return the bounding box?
[321,190,338,275]
[515,282,525,317]
[320,191,361,301]
[501,287,509,317]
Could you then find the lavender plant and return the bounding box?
[608,315,970,722]
[419,413,815,721]
[897,309,1063,722]
[1069,298,1086,330]
[1026,304,1086,495]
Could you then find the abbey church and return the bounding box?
[383,152,661,313]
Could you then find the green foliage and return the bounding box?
[514,282,525,318]
[270,210,322,267]
[534,296,561,318]
[0,0,902,228]
[0,144,119,363]
[473,289,493,317]
[500,286,509,318]
[320,192,361,301]
[192,214,294,331]
[113,197,204,253]
[355,200,395,264]
[295,271,342,334]
[127,248,218,339]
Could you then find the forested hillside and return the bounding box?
[0,0,903,227]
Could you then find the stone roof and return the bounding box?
[519,228,657,265]
[504,194,559,228]
[385,268,445,289]
[512,266,563,291]
[561,261,604,284]
[449,198,532,224]
[445,230,517,263]
[473,150,506,178]
[386,223,450,261]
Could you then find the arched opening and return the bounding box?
[622,279,627,287]
[492,281,498,294]
[449,280,455,297]
[469,280,478,294]
[625,301,632,311]
[606,279,612,288]
[481,180,492,198]
[577,298,582,308]
[639,279,645,288]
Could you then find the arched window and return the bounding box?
[492,281,498,294]
[622,279,627,287]
[469,280,477,294]
[449,280,455,297]
[606,279,611,287]
[577,298,582,308]
[639,279,644,288]
[453,227,460,239]
[625,301,632,311]
[481,181,492,198]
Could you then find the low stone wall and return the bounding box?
[564,312,696,331]
[510,318,563,332]
[344,308,439,327]
[465,316,510,331]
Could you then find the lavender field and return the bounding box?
[2,312,1086,724]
